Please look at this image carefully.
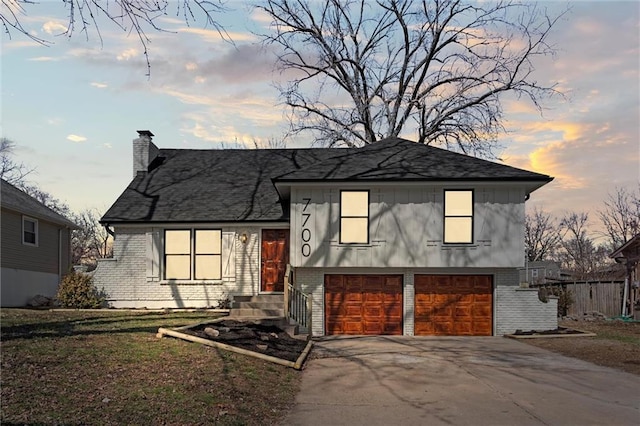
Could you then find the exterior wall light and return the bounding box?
[239,233,248,244]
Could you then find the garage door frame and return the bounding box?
[414,274,493,336]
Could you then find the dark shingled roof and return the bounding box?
[1,179,78,228]
[276,138,551,181]
[101,137,552,224]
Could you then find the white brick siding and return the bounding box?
[93,226,260,309]
[403,271,415,335]
[294,267,557,336]
[233,227,260,297]
[495,287,558,335]
[294,268,325,336]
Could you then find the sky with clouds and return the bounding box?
[1,1,639,241]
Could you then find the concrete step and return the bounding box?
[228,308,285,317]
[228,296,307,337]
[235,302,284,309]
[233,294,283,303]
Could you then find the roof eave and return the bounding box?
[609,234,640,259]
[274,176,553,184]
[1,204,80,229]
[99,218,290,225]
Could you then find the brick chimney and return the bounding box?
[132,130,159,177]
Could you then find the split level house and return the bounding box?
[1,179,78,306]
[94,131,558,336]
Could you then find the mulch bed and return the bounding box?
[513,327,588,336]
[181,320,308,362]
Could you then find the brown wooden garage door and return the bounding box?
[325,275,403,335]
[414,275,492,336]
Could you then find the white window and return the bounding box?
[340,190,369,244]
[444,190,473,244]
[164,229,222,280]
[22,216,38,246]
[194,230,222,280]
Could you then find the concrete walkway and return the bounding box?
[283,336,639,426]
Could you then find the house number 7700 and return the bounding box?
[301,197,311,257]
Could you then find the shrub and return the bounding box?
[538,286,574,317]
[56,270,105,308]
[553,288,574,317]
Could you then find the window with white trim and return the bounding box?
[164,229,222,280]
[22,216,38,246]
[443,190,473,244]
[340,190,369,244]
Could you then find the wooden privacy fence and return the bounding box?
[537,281,624,318]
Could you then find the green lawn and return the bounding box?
[1,309,301,425]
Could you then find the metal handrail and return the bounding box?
[287,282,310,330]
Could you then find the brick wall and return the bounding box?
[402,271,415,335]
[294,267,557,336]
[495,287,558,335]
[294,268,325,336]
[132,134,159,178]
[93,226,260,309]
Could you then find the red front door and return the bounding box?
[261,229,290,292]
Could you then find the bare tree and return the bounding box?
[259,0,564,154]
[1,0,227,75]
[72,208,113,267]
[0,138,34,185]
[525,207,561,262]
[598,185,640,249]
[557,212,612,280]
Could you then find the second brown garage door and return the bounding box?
[414,275,492,336]
[325,275,403,335]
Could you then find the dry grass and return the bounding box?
[1,309,301,425]
[523,319,640,375]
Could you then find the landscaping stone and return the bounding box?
[181,319,309,363]
[204,327,220,337]
[27,295,52,307]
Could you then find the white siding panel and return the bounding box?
[291,185,527,269]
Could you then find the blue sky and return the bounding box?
[2,1,639,239]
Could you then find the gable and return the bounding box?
[0,179,78,228]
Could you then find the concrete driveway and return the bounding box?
[283,336,639,426]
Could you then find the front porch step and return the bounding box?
[229,294,284,319]
[229,308,285,317]
[233,294,283,303]
[234,302,284,309]
[228,294,306,337]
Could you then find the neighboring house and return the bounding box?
[518,260,574,284]
[1,179,78,307]
[610,234,640,316]
[94,131,557,336]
